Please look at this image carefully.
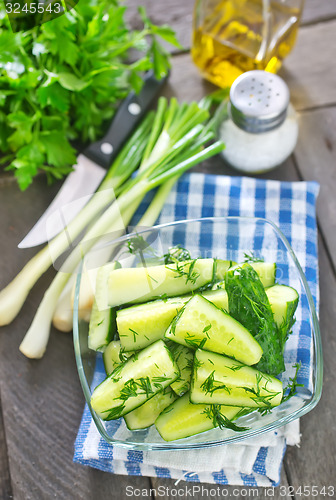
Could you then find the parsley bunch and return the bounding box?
[0,0,181,189]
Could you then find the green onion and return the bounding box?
[0,97,225,357]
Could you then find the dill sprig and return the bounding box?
[203,323,212,338]
[240,373,280,407]
[243,252,264,263]
[164,245,191,264]
[184,332,207,350]
[202,405,249,432]
[137,376,154,398]
[127,234,158,258]
[129,328,139,343]
[104,403,126,420]
[281,362,303,403]
[118,379,138,401]
[169,259,200,285]
[200,371,231,396]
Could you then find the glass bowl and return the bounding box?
[73,216,322,451]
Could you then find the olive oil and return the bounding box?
[192,0,304,88]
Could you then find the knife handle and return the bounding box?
[84,71,168,169]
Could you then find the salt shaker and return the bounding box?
[219,70,299,174]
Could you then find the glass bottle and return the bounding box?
[192,0,305,88]
[218,70,299,173]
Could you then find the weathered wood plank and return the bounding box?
[150,468,292,500]
[285,234,336,493]
[0,393,12,500]
[302,0,336,25]
[294,107,336,270]
[125,0,194,51]
[280,21,336,111]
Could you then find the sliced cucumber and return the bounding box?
[91,340,179,420]
[190,349,283,408]
[250,262,276,287]
[103,341,136,376]
[88,301,116,352]
[117,288,228,351]
[266,284,299,346]
[211,262,275,290]
[165,294,263,366]
[95,262,120,311]
[124,388,177,430]
[155,393,244,441]
[166,341,194,396]
[88,262,120,351]
[107,258,232,307]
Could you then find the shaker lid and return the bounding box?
[229,70,290,133]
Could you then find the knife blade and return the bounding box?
[18,71,167,248]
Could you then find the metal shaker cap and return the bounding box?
[228,70,290,134]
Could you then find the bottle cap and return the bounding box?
[229,70,290,134]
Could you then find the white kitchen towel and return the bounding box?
[74,173,319,487]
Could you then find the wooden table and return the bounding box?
[1,1,336,498]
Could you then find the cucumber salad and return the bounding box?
[88,247,299,441]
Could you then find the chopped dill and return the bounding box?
[184,333,207,350]
[164,245,191,264]
[129,328,139,343]
[281,362,303,403]
[200,371,231,396]
[104,404,126,420]
[202,405,249,432]
[137,376,153,398]
[203,323,212,338]
[169,259,200,285]
[118,379,138,401]
[243,252,264,263]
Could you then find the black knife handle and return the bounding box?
[83,71,168,169]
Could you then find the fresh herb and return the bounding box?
[225,263,284,376]
[104,404,126,420]
[192,356,203,372]
[225,364,243,372]
[118,349,130,363]
[281,362,303,403]
[243,252,264,263]
[164,245,191,264]
[257,407,272,416]
[200,371,231,396]
[0,1,182,190]
[152,376,170,383]
[240,373,280,407]
[203,323,212,338]
[184,333,207,350]
[129,328,139,343]
[118,379,139,401]
[137,376,154,398]
[203,405,249,432]
[169,259,200,285]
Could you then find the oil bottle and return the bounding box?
[192,0,305,88]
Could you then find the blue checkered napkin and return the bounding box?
[74,173,320,487]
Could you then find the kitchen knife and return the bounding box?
[18,71,167,249]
